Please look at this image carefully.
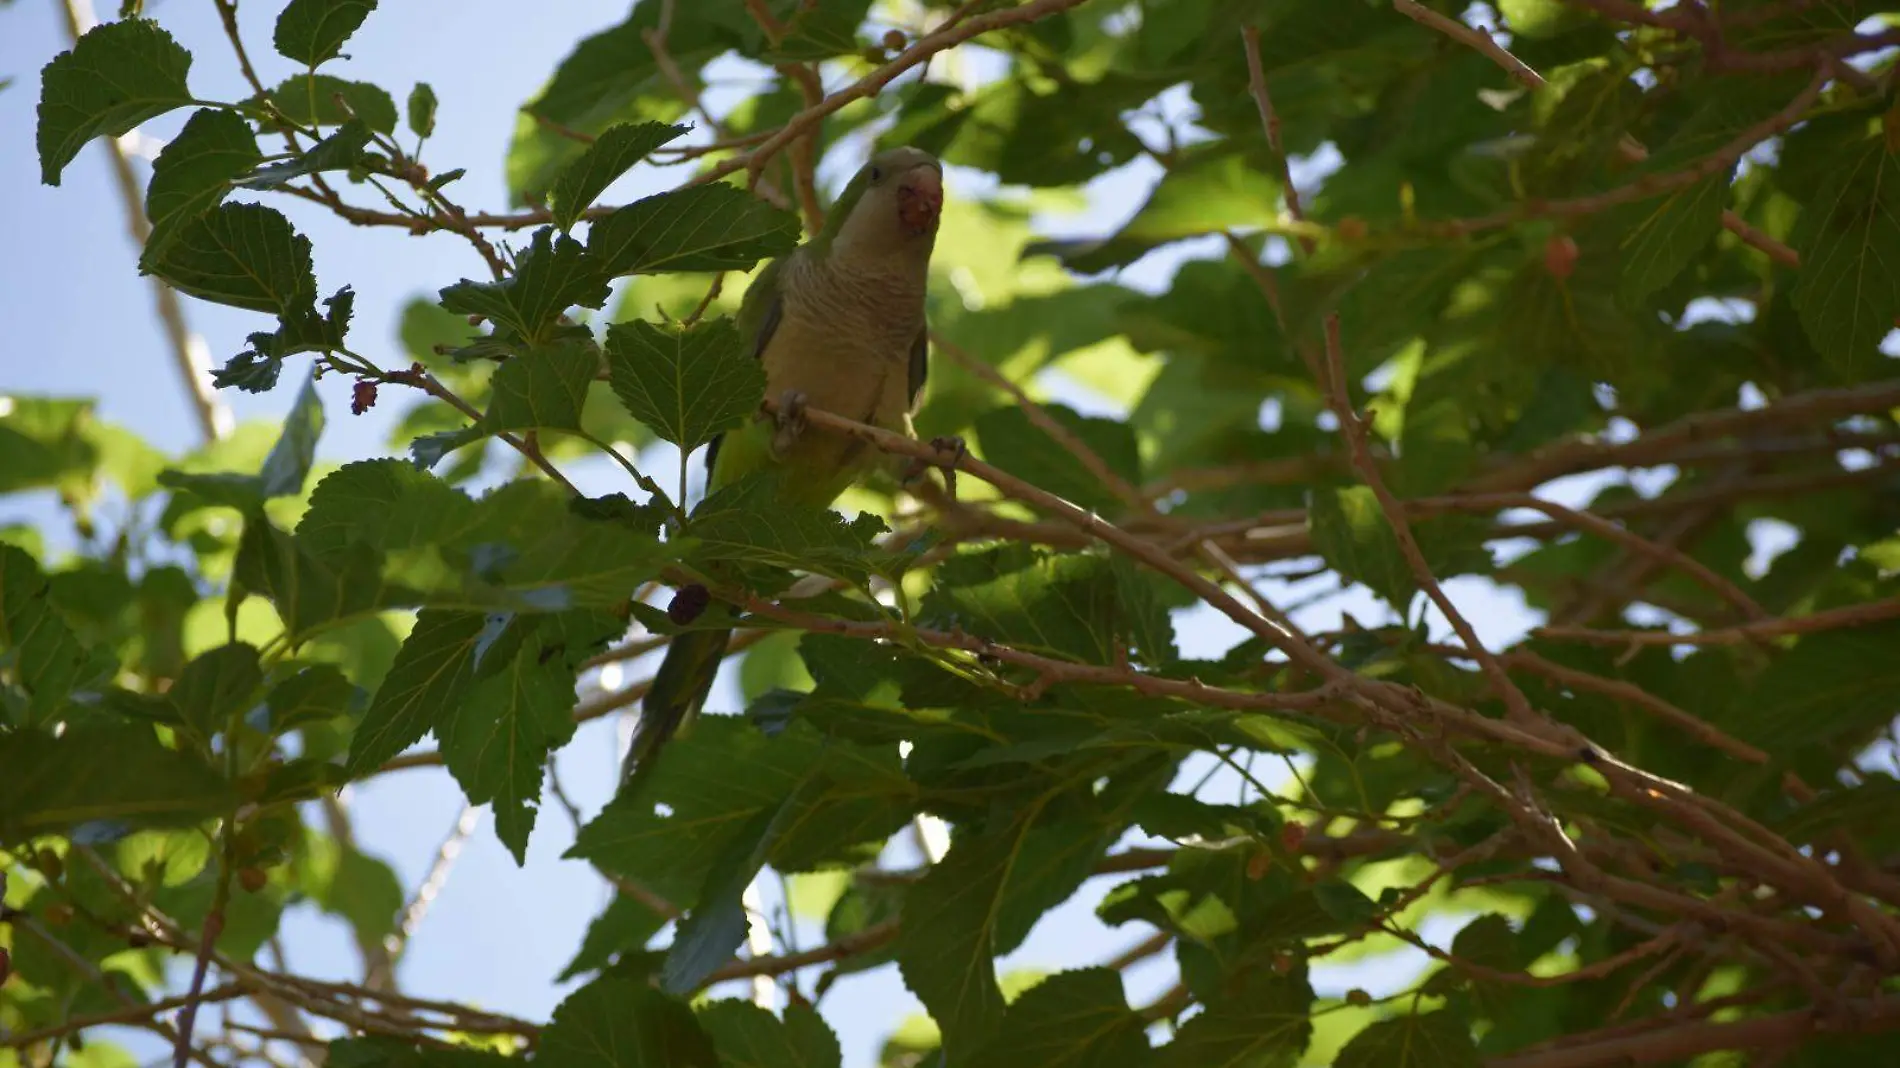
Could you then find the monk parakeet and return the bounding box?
[624,146,948,783]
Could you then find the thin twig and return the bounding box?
[1449,493,1771,623]
[697,0,1096,190]
[1,983,247,1050]
[700,918,900,986]
[1536,597,1900,647]
[929,331,1151,515]
[1242,27,1539,724]
[1392,921,1681,988]
[1491,647,1768,763]
[384,804,481,964]
[172,832,236,1068]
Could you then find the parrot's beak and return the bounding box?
[897,164,943,235]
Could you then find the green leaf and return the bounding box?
[1498,0,1595,38]
[973,404,1143,515]
[824,876,904,977]
[266,73,398,133]
[134,565,198,679]
[1791,139,1900,376]
[661,796,794,994]
[1308,486,1415,611]
[160,371,326,509]
[327,1037,514,1068]
[1312,879,1378,926]
[406,82,437,138]
[1156,970,1314,1068]
[539,979,720,1068]
[921,545,1117,664]
[236,118,373,188]
[484,340,600,435]
[274,0,378,66]
[1334,1008,1479,1068]
[141,108,261,260]
[897,818,1031,1061]
[571,717,910,904]
[437,635,581,864]
[309,840,405,945]
[218,286,357,392]
[344,609,487,777]
[438,227,612,343]
[1031,147,1280,274]
[232,517,391,641]
[168,642,263,745]
[292,462,666,613]
[260,663,357,733]
[604,318,765,452]
[970,968,1153,1068]
[0,724,236,843]
[37,18,193,185]
[505,6,748,206]
[588,184,801,277]
[548,121,689,232]
[560,893,668,982]
[410,425,485,471]
[460,481,669,609]
[698,1001,842,1068]
[1110,557,1179,669]
[684,473,886,585]
[761,0,874,62]
[0,545,116,722]
[0,397,97,498]
[1724,620,1900,753]
[144,202,317,314]
[1609,174,1729,307]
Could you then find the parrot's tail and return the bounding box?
[622,626,733,786]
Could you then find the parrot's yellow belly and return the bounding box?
[759,309,916,482]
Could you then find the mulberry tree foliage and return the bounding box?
[8,1,1900,1066]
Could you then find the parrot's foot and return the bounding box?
[903,435,967,497]
[771,389,809,458]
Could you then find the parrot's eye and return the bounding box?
[868,165,885,182]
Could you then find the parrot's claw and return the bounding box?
[771,389,809,457]
[903,435,967,497]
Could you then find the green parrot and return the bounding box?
[623,146,948,783]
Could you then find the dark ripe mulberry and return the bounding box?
[668,584,712,625]
[351,380,379,415]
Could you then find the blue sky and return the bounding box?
[0,2,1580,1064]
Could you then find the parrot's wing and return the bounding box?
[907,322,929,414]
[705,256,788,477]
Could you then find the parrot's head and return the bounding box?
[826,147,943,262]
